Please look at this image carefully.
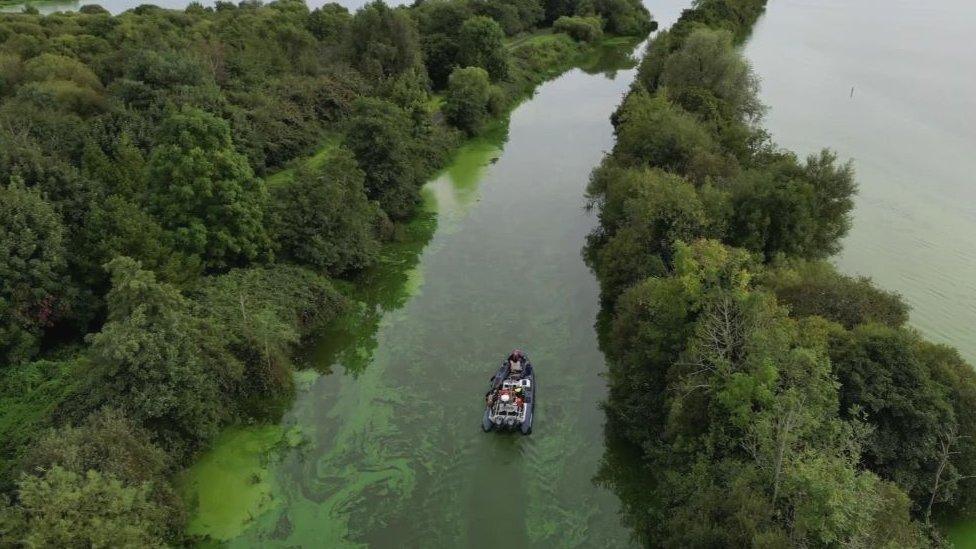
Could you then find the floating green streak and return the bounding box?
[177,426,286,541]
[179,125,508,546]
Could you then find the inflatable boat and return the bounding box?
[482,358,535,435]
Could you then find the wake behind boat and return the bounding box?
[482,349,535,434]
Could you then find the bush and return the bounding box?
[271,147,380,275]
[554,15,603,42]
[444,66,492,135]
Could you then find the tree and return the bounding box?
[24,408,171,486]
[271,147,380,274]
[347,1,423,81]
[725,151,856,261]
[146,107,271,271]
[307,3,351,43]
[444,66,492,135]
[457,16,510,81]
[590,169,709,299]
[4,467,168,548]
[414,0,474,88]
[829,324,955,503]
[0,177,69,365]
[554,15,604,42]
[86,257,223,454]
[344,97,424,219]
[660,27,764,123]
[612,91,731,182]
[763,260,909,329]
[194,265,346,396]
[592,0,653,36]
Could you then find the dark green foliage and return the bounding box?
[829,325,958,505]
[344,97,425,219]
[192,264,346,397]
[763,260,909,329]
[553,15,603,42]
[457,16,509,81]
[472,0,545,36]
[0,177,69,365]
[590,0,653,36]
[347,1,422,81]
[22,408,185,537]
[612,90,731,182]
[307,3,351,43]
[271,148,380,275]
[725,150,856,260]
[1,466,169,548]
[25,408,171,486]
[86,257,223,455]
[146,107,271,270]
[588,167,709,299]
[659,27,764,123]
[413,0,474,89]
[587,0,976,542]
[0,359,80,488]
[444,66,492,135]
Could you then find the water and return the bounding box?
[743,0,976,363]
[177,27,684,547]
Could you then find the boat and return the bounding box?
[482,355,535,434]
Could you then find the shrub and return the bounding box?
[444,66,492,135]
[554,15,603,42]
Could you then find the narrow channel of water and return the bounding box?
[177,24,686,545]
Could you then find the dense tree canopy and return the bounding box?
[587,0,976,544]
[271,147,380,274]
[146,107,271,270]
[457,16,510,81]
[87,257,223,454]
[0,0,656,543]
[0,178,69,365]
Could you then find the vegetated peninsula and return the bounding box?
[0,0,653,544]
[587,0,976,545]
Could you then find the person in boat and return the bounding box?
[507,349,526,377]
[514,386,525,408]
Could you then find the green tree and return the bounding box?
[0,177,69,365]
[4,467,167,548]
[553,15,604,42]
[146,107,271,270]
[660,27,764,123]
[763,260,909,329]
[829,324,956,504]
[444,66,492,135]
[457,16,510,81]
[725,151,855,261]
[344,97,423,219]
[307,3,351,43]
[592,0,653,36]
[612,91,731,182]
[271,147,380,274]
[347,1,423,81]
[194,265,346,396]
[589,168,710,299]
[86,257,223,454]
